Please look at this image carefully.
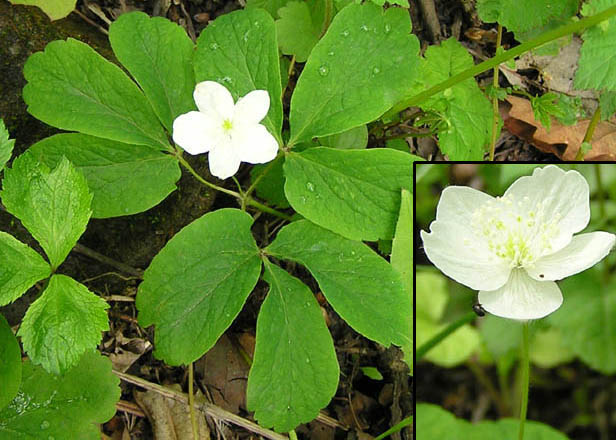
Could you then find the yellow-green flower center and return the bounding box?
[471,194,561,268]
[222,119,234,133]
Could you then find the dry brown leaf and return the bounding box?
[504,96,616,160]
[135,385,210,440]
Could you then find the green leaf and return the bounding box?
[1,154,92,269]
[28,134,181,219]
[392,190,411,294]
[318,124,368,149]
[266,220,410,348]
[288,3,421,144]
[0,119,14,172]
[284,147,414,241]
[137,209,262,365]
[0,352,120,439]
[361,366,383,380]
[548,267,616,374]
[194,8,283,144]
[0,314,21,411]
[420,38,492,160]
[529,327,574,369]
[416,403,570,439]
[0,232,50,306]
[246,0,290,18]
[476,0,578,34]
[250,155,290,208]
[109,12,196,132]
[392,189,411,372]
[247,262,339,432]
[8,0,76,20]
[276,0,325,62]
[600,90,616,120]
[23,38,170,151]
[18,275,109,374]
[575,0,616,92]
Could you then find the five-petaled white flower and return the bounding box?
[421,165,616,320]
[172,81,279,179]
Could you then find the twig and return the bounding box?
[113,370,289,440]
[73,243,144,279]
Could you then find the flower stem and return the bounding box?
[416,311,476,361]
[518,322,530,440]
[489,24,503,162]
[575,106,602,160]
[188,362,199,439]
[175,150,292,220]
[289,430,298,440]
[175,151,241,199]
[388,5,616,115]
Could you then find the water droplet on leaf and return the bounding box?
[318,65,329,76]
[384,24,391,33]
[372,66,380,75]
[360,24,369,31]
[328,51,335,56]
[209,42,219,50]
[341,29,350,37]
[306,182,315,191]
[40,421,50,430]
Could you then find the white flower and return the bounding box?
[421,165,616,320]
[172,81,279,179]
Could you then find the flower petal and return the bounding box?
[208,146,242,180]
[232,124,279,164]
[194,81,234,120]
[527,231,616,281]
[421,221,511,291]
[435,185,496,224]
[234,90,270,125]
[479,269,563,320]
[504,165,590,253]
[172,111,218,155]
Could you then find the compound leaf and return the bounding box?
[276,0,325,62]
[109,12,196,132]
[18,275,109,374]
[289,2,421,144]
[137,209,262,365]
[1,154,92,269]
[284,147,414,241]
[266,220,410,347]
[575,0,616,92]
[247,262,339,432]
[0,314,21,411]
[476,0,578,34]
[194,8,283,144]
[23,38,170,151]
[0,352,120,439]
[28,134,180,219]
[0,232,50,306]
[0,119,14,172]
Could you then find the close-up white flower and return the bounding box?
[421,165,616,320]
[172,81,279,179]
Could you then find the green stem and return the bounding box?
[489,24,503,161]
[289,430,298,440]
[595,164,611,283]
[175,151,241,199]
[246,198,293,221]
[175,150,292,220]
[518,322,530,440]
[188,362,199,439]
[575,106,602,160]
[416,311,476,361]
[389,5,616,115]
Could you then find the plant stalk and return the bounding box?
[518,322,530,440]
[389,5,616,115]
[489,24,503,161]
[416,311,477,361]
[575,105,602,160]
[188,362,199,439]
